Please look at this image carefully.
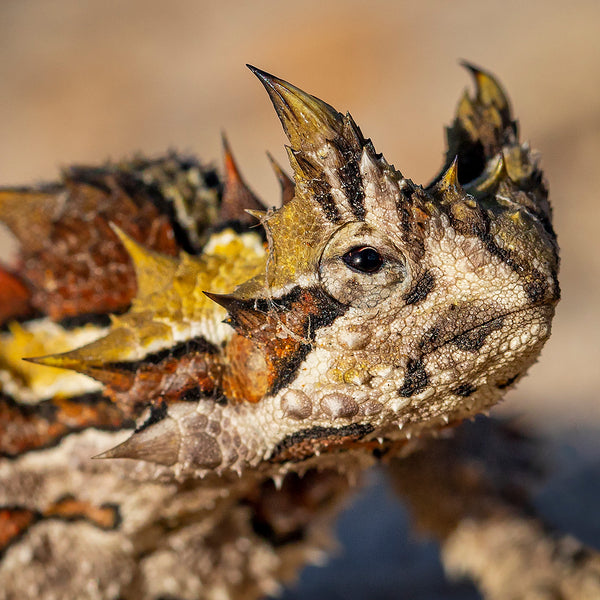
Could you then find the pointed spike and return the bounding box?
[219,133,265,225]
[359,145,383,180]
[457,88,475,114]
[284,145,303,177]
[464,152,507,195]
[440,156,461,191]
[24,351,136,390]
[24,325,139,377]
[266,152,295,205]
[245,208,267,221]
[23,353,87,372]
[460,61,509,111]
[203,291,269,332]
[203,291,243,312]
[94,417,180,465]
[247,65,343,150]
[342,112,365,149]
[110,223,177,298]
[433,157,465,204]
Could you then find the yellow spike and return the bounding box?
[434,157,464,205]
[26,326,139,373]
[266,152,295,206]
[455,90,477,138]
[439,157,460,192]
[110,224,178,299]
[247,65,343,151]
[503,145,535,182]
[284,145,303,178]
[509,210,526,226]
[464,153,507,195]
[461,61,509,111]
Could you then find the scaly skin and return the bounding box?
[0,64,560,599]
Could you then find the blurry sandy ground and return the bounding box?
[0,2,599,597]
[2,0,599,439]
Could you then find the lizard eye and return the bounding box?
[342,246,384,274]
[319,223,411,308]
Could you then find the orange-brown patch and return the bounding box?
[220,287,346,403]
[0,508,38,553]
[0,497,121,556]
[44,496,120,530]
[222,333,269,403]
[2,170,181,322]
[102,350,222,415]
[0,269,32,325]
[0,393,131,458]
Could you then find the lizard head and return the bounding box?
[26,65,559,477]
[206,65,560,468]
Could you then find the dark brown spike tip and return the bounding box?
[203,291,243,312]
[460,60,509,111]
[219,133,265,225]
[204,290,269,333]
[266,152,295,205]
[247,64,343,150]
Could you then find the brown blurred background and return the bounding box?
[1,0,599,441]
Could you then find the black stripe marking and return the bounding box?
[336,139,365,220]
[452,382,477,397]
[0,392,133,459]
[57,312,114,330]
[452,316,504,352]
[135,402,168,433]
[524,270,548,303]
[496,373,520,390]
[104,336,219,373]
[294,152,341,223]
[267,287,348,395]
[270,423,375,462]
[399,358,429,397]
[443,203,556,306]
[403,270,435,306]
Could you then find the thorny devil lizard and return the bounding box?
[0,63,598,600]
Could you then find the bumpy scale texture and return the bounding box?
[0,64,560,599]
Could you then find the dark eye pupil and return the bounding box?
[342,246,384,273]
